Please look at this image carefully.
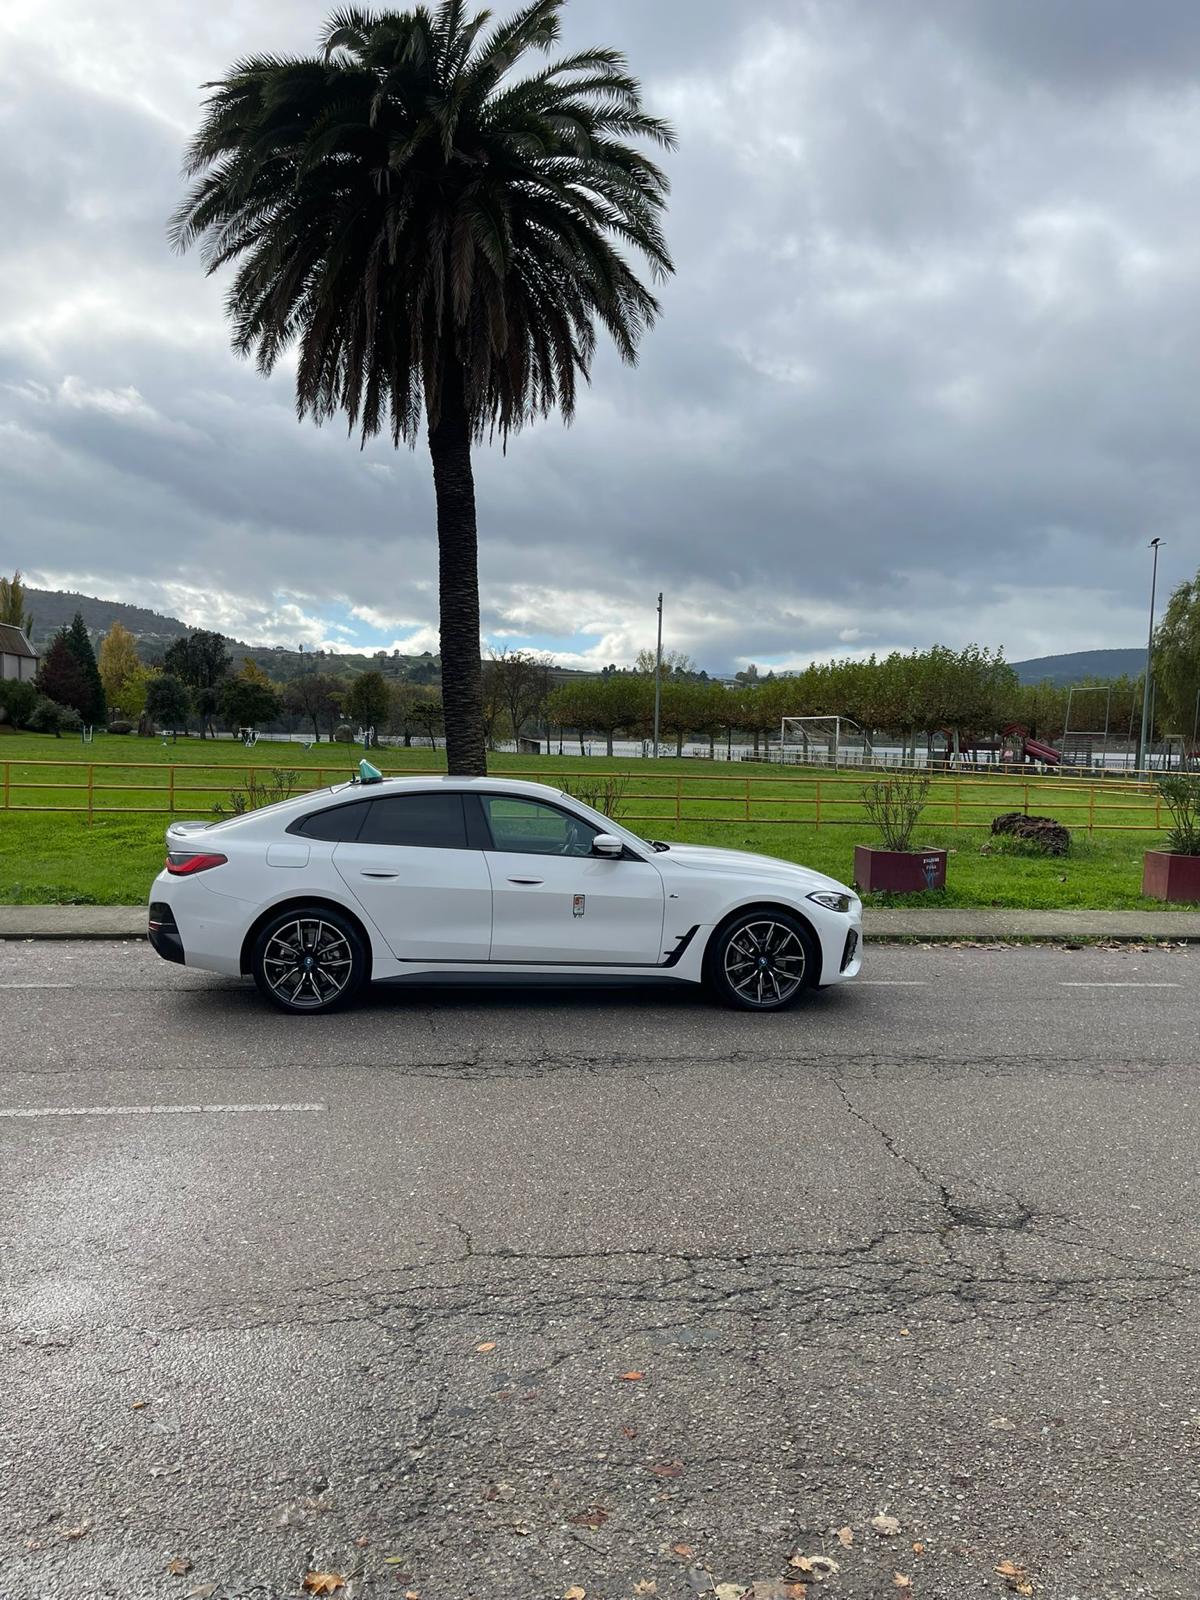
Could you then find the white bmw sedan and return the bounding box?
[148,775,862,1014]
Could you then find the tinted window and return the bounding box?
[482,796,600,857]
[293,800,371,842]
[360,793,468,849]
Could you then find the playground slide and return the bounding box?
[1023,737,1062,765]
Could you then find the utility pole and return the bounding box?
[1137,538,1162,775]
[652,592,663,760]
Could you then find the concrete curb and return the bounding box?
[3,905,1200,943]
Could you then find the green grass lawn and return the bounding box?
[0,730,1181,910]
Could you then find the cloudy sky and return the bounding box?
[3,0,1199,672]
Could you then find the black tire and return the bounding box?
[704,910,818,1012]
[252,905,367,1015]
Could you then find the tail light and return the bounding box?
[165,851,228,876]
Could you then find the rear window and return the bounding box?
[360,793,468,850]
[292,800,371,842]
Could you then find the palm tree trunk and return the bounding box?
[428,359,486,776]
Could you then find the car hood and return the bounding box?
[656,841,855,898]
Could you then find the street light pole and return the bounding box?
[652,592,663,760]
[1137,537,1162,775]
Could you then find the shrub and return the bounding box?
[108,720,133,735]
[562,774,630,821]
[0,678,39,729]
[212,768,301,818]
[333,723,354,743]
[1156,774,1200,856]
[26,696,81,736]
[862,772,930,852]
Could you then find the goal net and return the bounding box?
[775,716,873,768]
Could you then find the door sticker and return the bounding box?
[572,894,586,918]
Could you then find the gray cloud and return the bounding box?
[2,0,1199,671]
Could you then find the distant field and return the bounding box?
[0,730,1181,910]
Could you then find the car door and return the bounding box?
[334,792,491,961]
[478,793,665,965]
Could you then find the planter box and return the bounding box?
[1142,850,1200,903]
[854,845,947,895]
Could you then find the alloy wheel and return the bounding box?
[261,917,354,1010]
[722,918,807,1007]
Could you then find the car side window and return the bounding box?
[482,796,600,857]
[293,800,371,842]
[360,793,468,850]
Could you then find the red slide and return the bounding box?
[1023,737,1062,765]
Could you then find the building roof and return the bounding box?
[0,623,38,659]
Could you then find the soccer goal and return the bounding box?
[776,716,874,768]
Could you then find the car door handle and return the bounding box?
[360,870,399,879]
[507,876,544,885]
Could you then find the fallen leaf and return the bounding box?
[383,1555,407,1565]
[510,1521,532,1536]
[165,1557,193,1577]
[789,1557,814,1573]
[568,1506,609,1529]
[987,1415,1016,1431]
[714,1586,748,1600]
[620,1370,644,1381]
[353,1535,369,1547]
[621,1424,639,1439]
[130,1399,148,1410]
[835,1527,854,1548]
[563,1587,586,1600]
[893,1575,912,1591]
[484,1481,516,1503]
[995,1562,1023,1578]
[185,1588,216,1600]
[911,1542,925,1556]
[651,1460,684,1478]
[61,1525,90,1541]
[871,1513,902,1537]
[405,1592,421,1600]
[302,1575,346,1596]
[475,1341,496,1353]
[672,1543,695,1559]
[898,1328,911,1337]
[633,1584,658,1597]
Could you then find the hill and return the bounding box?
[1010,648,1144,685]
[25,588,191,650]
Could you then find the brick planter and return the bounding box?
[854,845,947,895]
[1142,850,1200,904]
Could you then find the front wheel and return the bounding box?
[252,907,366,1015]
[705,912,817,1012]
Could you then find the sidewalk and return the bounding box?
[3,904,1200,942]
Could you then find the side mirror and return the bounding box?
[592,833,623,859]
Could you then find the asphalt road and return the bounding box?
[1,940,1197,1600]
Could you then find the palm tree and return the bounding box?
[171,0,674,774]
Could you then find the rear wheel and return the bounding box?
[705,911,817,1012]
[252,906,366,1015]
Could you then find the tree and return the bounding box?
[344,671,390,744]
[37,632,90,717]
[172,1,674,777]
[99,621,141,713]
[163,630,231,736]
[145,673,192,733]
[220,675,281,731]
[1155,569,1200,743]
[284,673,343,742]
[0,678,39,729]
[489,649,554,744]
[411,689,445,749]
[635,647,699,679]
[62,612,107,727]
[0,570,34,637]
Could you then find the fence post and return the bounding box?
[675,774,682,824]
[1023,783,1029,816]
[168,765,176,816]
[815,778,822,830]
[745,775,751,821]
[954,777,961,829]
[1155,790,1162,830]
[2,761,8,810]
[1088,785,1096,837]
[87,763,94,825]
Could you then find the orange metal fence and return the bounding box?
[0,759,1169,834]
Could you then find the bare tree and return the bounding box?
[489,649,554,746]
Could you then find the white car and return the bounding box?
[148,774,862,1014]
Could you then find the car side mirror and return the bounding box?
[591,834,623,859]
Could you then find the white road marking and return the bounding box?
[0,983,73,989]
[0,1103,327,1119]
[1059,982,1180,988]
[857,980,929,986]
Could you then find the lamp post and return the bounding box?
[652,592,663,760]
[1137,538,1163,775]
